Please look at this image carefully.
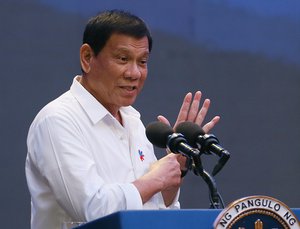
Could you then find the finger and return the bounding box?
[174,92,192,125]
[195,99,210,126]
[165,148,172,155]
[157,115,171,126]
[176,154,188,170]
[187,91,202,122]
[202,116,220,133]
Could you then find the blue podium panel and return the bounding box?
[76,209,300,229]
[76,210,220,229]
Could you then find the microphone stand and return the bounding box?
[192,154,225,209]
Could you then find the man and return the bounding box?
[25,10,220,229]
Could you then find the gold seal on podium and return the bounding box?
[214,195,300,229]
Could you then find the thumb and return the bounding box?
[157,115,171,126]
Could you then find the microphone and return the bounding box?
[175,121,230,176]
[145,121,200,158]
[146,121,203,176]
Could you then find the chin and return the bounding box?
[121,98,136,107]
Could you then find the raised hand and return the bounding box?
[157,91,220,133]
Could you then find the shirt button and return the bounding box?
[120,135,126,141]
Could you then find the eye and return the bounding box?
[140,58,148,66]
[118,56,128,62]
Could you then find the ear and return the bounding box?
[80,44,93,74]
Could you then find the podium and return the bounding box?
[76,209,300,228]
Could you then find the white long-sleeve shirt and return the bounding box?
[25,76,180,229]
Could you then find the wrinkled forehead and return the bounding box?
[104,33,150,54]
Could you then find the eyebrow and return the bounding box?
[114,48,150,57]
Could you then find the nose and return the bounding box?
[125,63,142,80]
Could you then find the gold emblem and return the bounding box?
[213,195,300,229]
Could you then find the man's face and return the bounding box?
[86,33,149,114]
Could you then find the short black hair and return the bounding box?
[83,10,152,55]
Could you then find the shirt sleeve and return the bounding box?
[119,183,143,210]
[29,113,143,222]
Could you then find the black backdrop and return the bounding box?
[1,1,299,228]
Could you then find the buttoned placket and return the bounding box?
[112,119,136,180]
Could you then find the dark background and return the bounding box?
[1,0,299,228]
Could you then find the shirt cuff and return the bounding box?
[119,183,143,210]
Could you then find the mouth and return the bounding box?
[120,86,137,91]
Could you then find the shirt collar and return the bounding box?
[70,76,140,124]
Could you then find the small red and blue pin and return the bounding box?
[138,149,144,161]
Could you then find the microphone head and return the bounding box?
[175,121,205,147]
[145,121,174,148]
